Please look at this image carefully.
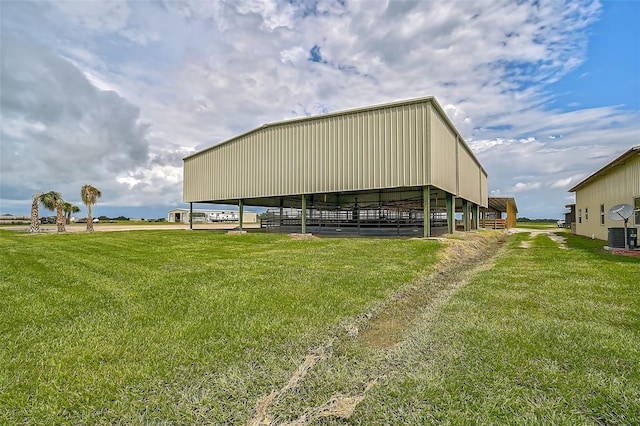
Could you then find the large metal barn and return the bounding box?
[183,96,488,237]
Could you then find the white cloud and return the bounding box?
[53,1,131,33]
[512,182,542,193]
[550,175,587,189]
[279,46,307,64]
[1,0,638,219]
[0,35,160,210]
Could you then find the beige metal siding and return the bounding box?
[185,102,430,202]
[575,154,640,240]
[457,139,483,205]
[480,171,488,208]
[184,97,488,207]
[428,106,457,195]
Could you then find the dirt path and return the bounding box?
[508,227,567,249]
[247,231,508,425]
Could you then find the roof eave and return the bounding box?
[568,146,640,192]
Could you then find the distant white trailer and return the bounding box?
[207,211,238,222]
[167,208,256,224]
[0,214,30,224]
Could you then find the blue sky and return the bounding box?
[1,0,639,220]
[549,0,639,112]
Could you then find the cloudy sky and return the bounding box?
[1,0,638,219]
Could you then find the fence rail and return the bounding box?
[480,218,506,229]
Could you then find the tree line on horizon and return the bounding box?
[30,185,102,234]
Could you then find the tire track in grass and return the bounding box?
[510,228,567,249]
[247,231,506,425]
[248,342,333,426]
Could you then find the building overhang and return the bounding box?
[485,197,518,214]
[568,146,640,192]
[191,186,453,210]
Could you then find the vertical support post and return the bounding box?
[506,200,516,229]
[355,197,360,235]
[279,198,284,226]
[446,192,454,234]
[238,199,244,231]
[462,199,469,231]
[301,194,307,234]
[423,186,431,238]
[189,202,193,230]
[471,204,477,230]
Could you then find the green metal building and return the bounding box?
[183,96,488,236]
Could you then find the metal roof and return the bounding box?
[487,197,518,213]
[568,145,640,192]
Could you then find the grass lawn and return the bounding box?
[1,229,638,424]
[283,231,638,424]
[516,221,561,230]
[0,230,441,424]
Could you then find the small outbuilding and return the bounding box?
[563,204,576,232]
[568,145,640,242]
[479,197,518,229]
[183,96,488,236]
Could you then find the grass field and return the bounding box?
[1,229,638,424]
[0,230,441,424]
[516,221,561,230]
[347,232,639,424]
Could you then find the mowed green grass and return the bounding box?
[2,230,639,424]
[348,232,639,424]
[516,221,561,230]
[0,230,441,424]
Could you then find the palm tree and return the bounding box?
[81,185,102,232]
[29,192,43,234]
[63,202,81,224]
[41,191,66,233]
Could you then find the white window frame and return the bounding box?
[600,204,605,226]
[578,209,582,224]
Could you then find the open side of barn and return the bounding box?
[183,96,488,237]
[480,197,518,230]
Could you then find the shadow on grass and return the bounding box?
[566,233,640,263]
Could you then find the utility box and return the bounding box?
[608,227,638,249]
[629,228,638,249]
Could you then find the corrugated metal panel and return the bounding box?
[184,97,488,206]
[427,106,457,194]
[457,139,482,205]
[574,155,640,240]
[480,172,488,208]
[186,103,411,201]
